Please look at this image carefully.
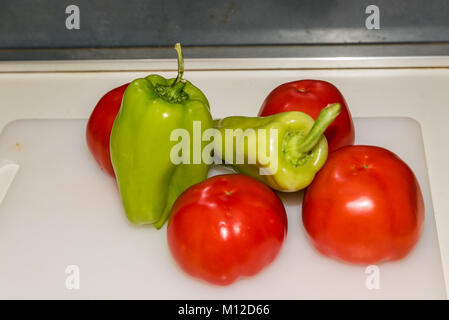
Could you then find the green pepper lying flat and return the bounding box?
[110,44,213,228]
[213,103,341,192]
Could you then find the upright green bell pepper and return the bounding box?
[213,103,341,192]
[110,43,213,228]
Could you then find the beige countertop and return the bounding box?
[0,56,448,297]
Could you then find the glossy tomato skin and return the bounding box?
[302,145,424,264]
[167,174,288,285]
[258,79,355,152]
[86,83,128,177]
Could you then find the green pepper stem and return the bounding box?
[296,103,341,153]
[167,81,186,101]
[171,43,185,88]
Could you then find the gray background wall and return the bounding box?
[1,0,448,59]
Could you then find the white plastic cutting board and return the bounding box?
[0,117,445,299]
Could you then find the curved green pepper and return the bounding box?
[213,103,341,192]
[110,44,213,228]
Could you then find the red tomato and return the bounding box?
[167,174,288,285]
[258,79,355,152]
[302,145,424,264]
[86,83,128,176]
